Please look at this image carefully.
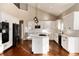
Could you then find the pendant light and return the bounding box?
[33,4,39,24]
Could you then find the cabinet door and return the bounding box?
[68,37,79,53]
[63,13,73,30]
[32,37,43,53]
[62,37,68,51]
[54,33,58,43]
[74,12,79,30]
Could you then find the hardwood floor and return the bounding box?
[0,40,78,56]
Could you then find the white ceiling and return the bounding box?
[29,3,75,16]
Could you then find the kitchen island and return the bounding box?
[32,34,49,54]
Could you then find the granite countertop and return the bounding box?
[62,34,79,37]
[54,30,79,37]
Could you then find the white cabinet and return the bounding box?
[54,33,58,43]
[62,36,68,51]
[63,12,79,30]
[32,36,49,54]
[68,37,79,53]
[62,35,79,53]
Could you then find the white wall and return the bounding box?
[24,5,56,26]
[0,3,28,20]
[0,12,19,52]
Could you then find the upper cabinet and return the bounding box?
[63,12,79,30]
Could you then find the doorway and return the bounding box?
[13,23,20,47]
[19,20,24,43]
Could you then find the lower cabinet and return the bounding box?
[68,37,79,53]
[54,33,58,43]
[62,36,68,51]
[62,36,79,53]
[32,36,49,54]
